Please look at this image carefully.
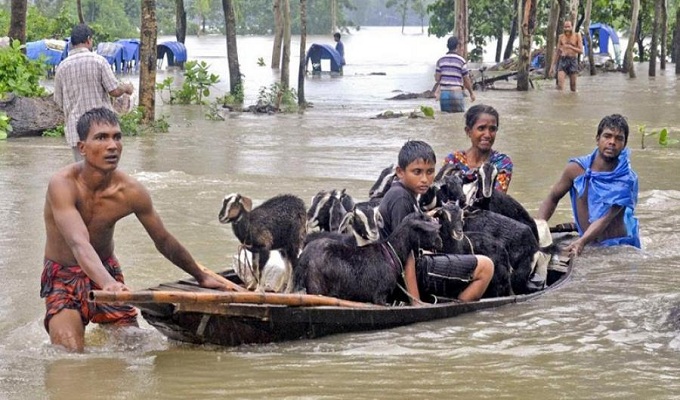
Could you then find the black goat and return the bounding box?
[368,164,396,199]
[471,163,540,241]
[307,189,349,233]
[219,193,306,291]
[434,202,513,297]
[294,213,442,305]
[463,208,539,295]
[338,202,384,246]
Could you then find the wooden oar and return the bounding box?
[89,290,382,309]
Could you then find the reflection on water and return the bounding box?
[2,26,680,399]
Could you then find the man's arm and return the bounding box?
[567,205,623,256]
[48,178,125,291]
[108,82,134,98]
[131,183,239,290]
[463,74,475,102]
[536,163,580,221]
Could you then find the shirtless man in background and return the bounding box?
[550,20,583,91]
[41,107,236,352]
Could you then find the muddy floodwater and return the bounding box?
[1,27,680,399]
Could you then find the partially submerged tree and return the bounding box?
[386,0,410,34]
[271,0,283,69]
[298,0,307,108]
[583,0,596,76]
[175,0,186,43]
[140,0,158,124]
[280,0,291,90]
[222,0,242,101]
[516,0,537,91]
[624,0,640,78]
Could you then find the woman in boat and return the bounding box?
[443,104,513,193]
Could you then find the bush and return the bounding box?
[0,40,48,97]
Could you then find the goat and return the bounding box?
[470,163,540,241]
[338,202,384,246]
[306,189,349,233]
[433,202,513,297]
[368,164,397,199]
[419,174,467,212]
[463,208,539,295]
[294,213,442,305]
[218,193,306,292]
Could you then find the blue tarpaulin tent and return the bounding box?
[305,44,343,74]
[157,41,187,68]
[26,40,65,66]
[583,23,621,66]
[115,39,140,72]
[96,42,125,73]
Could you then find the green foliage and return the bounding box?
[119,108,170,136]
[257,57,266,67]
[420,105,435,118]
[156,61,221,105]
[0,111,12,140]
[0,40,48,97]
[42,125,64,138]
[639,125,679,149]
[257,83,298,113]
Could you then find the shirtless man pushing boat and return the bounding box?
[536,114,640,256]
[41,107,233,352]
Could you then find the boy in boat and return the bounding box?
[378,140,493,303]
[537,114,640,256]
[41,107,232,352]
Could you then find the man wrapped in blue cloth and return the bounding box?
[537,114,640,256]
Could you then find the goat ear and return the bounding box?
[338,212,354,233]
[241,196,253,212]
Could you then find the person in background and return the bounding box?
[536,114,640,256]
[379,140,493,304]
[53,23,133,161]
[443,104,513,193]
[334,32,346,68]
[41,108,234,352]
[549,20,583,92]
[434,36,475,113]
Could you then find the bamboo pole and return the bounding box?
[89,290,382,309]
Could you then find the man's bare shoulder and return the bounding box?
[563,161,585,180]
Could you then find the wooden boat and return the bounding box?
[92,232,576,347]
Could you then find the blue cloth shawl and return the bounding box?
[569,147,641,248]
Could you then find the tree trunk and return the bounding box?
[544,0,560,78]
[298,0,307,108]
[568,0,579,25]
[660,0,667,70]
[625,0,640,78]
[675,7,680,74]
[8,0,27,46]
[271,0,283,69]
[175,0,186,43]
[140,0,158,124]
[636,13,645,62]
[495,27,503,63]
[222,0,242,99]
[77,0,85,23]
[455,0,468,59]
[557,0,568,33]
[503,0,519,60]
[331,0,337,34]
[649,0,661,76]
[583,0,595,75]
[280,0,291,89]
[517,0,537,91]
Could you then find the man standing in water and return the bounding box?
[334,32,346,69]
[536,114,640,256]
[41,107,234,352]
[434,36,475,113]
[54,23,134,161]
[550,20,584,91]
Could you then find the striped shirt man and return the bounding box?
[435,52,469,89]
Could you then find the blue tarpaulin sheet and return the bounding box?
[305,43,343,73]
[157,41,187,67]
